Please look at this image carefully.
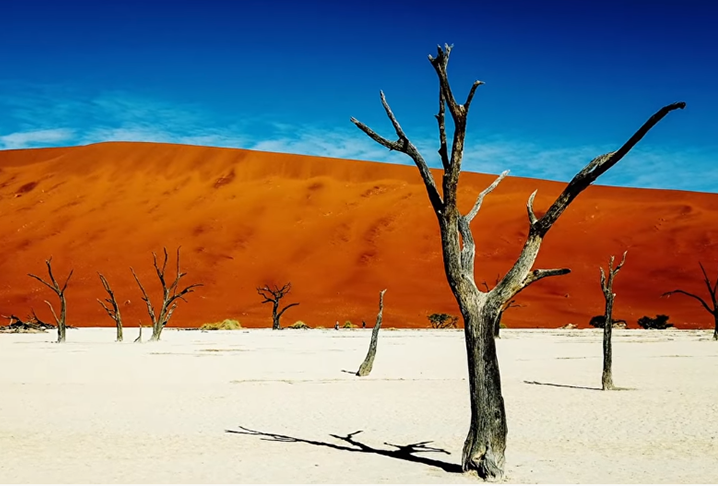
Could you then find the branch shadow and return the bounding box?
[226,426,462,474]
[524,380,602,391]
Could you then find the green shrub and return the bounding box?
[343,321,357,328]
[428,313,458,329]
[199,319,242,331]
[499,322,508,329]
[288,321,311,329]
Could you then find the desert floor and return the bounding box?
[1,327,717,484]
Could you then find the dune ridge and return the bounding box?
[1,141,717,329]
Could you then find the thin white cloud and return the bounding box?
[0,83,715,193]
[0,128,75,149]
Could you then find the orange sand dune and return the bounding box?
[1,141,717,330]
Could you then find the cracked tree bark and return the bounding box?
[351,43,685,479]
[356,289,387,377]
[599,251,627,390]
[131,247,202,341]
[28,258,73,343]
[663,262,718,340]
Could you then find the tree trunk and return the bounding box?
[602,295,615,390]
[713,313,718,341]
[116,317,123,342]
[460,293,507,480]
[356,289,387,377]
[272,302,280,330]
[58,294,67,343]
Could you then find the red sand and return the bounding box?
[1,141,716,329]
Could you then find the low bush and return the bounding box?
[428,313,458,329]
[343,321,357,329]
[589,315,628,329]
[199,319,242,331]
[637,314,674,330]
[288,321,311,329]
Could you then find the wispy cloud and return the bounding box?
[0,128,75,149]
[0,83,715,193]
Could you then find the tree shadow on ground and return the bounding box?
[523,380,602,391]
[524,380,635,391]
[225,426,463,474]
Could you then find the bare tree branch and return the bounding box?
[521,268,571,288]
[533,102,686,237]
[435,88,450,171]
[465,170,509,223]
[526,190,538,226]
[44,300,60,326]
[351,93,443,211]
[663,289,714,314]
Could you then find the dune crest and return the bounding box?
[1,141,717,329]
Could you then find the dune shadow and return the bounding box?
[226,426,462,474]
[524,380,602,391]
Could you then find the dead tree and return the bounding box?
[356,289,387,377]
[663,262,718,340]
[98,273,123,342]
[28,258,73,343]
[130,247,202,341]
[134,321,143,343]
[351,43,685,479]
[257,283,299,330]
[599,251,627,390]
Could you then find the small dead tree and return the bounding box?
[98,273,123,342]
[351,43,684,479]
[28,258,73,343]
[663,262,718,340]
[130,247,202,341]
[599,251,627,390]
[134,321,143,343]
[257,283,299,330]
[356,289,387,377]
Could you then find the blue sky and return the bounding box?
[0,0,716,192]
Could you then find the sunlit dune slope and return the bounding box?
[1,142,717,329]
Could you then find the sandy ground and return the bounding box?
[1,327,717,484]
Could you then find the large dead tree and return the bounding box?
[663,262,718,340]
[351,43,685,479]
[257,283,299,330]
[130,247,202,341]
[98,273,124,342]
[599,251,627,390]
[28,258,73,343]
[356,289,387,377]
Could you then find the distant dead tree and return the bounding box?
[351,43,685,479]
[598,251,627,390]
[97,273,123,342]
[28,258,73,343]
[663,262,718,340]
[356,289,387,377]
[257,283,299,330]
[131,247,202,341]
[134,321,143,343]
